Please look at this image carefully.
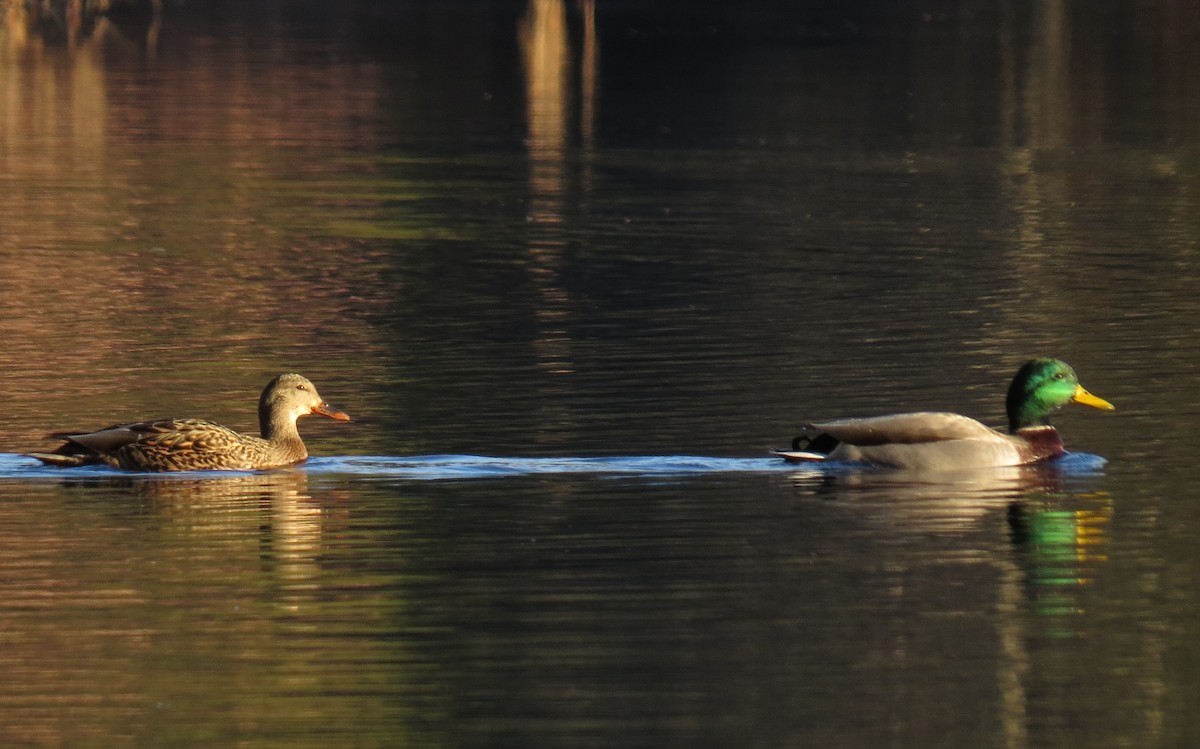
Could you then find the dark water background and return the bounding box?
[2,0,1200,746]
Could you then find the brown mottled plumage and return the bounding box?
[26,373,350,472]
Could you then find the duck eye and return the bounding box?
[296,384,308,391]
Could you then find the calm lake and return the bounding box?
[2,0,1199,746]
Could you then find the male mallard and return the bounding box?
[776,358,1114,470]
[27,373,350,472]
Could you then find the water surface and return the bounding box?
[1,1,1199,746]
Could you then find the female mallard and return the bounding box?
[27,373,350,472]
[777,358,1114,470]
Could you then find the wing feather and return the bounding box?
[806,412,1002,445]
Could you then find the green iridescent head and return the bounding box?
[1004,358,1114,433]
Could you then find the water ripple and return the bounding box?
[0,452,1108,481]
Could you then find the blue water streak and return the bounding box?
[0,452,1107,481]
[306,454,792,479]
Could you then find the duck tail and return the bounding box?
[25,452,95,467]
[771,432,839,462]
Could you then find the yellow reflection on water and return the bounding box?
[521,0,569,164]
[579,0,598,149]
[521,0,572,375]
[0,469,355,745]
[519,0,598,381]
[0,8,393,453]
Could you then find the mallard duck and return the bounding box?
[776,358,1114,470]
[26,373,350,472]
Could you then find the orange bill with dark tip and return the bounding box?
[313,403,351,421]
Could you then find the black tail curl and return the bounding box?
[790,431,840,457]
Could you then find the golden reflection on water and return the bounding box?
[578,0,598,150]
[0,468,359,745]
[0,7,392,453]
[521,0,569,160]
[521,0,571,376]
[519,0,597,379]
[1,5,113,249]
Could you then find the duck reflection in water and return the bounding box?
[1007,493,1112,624]
[788,461,1113,638]
[55,469,346,610]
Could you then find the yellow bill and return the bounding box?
[1072,384,1115,411]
